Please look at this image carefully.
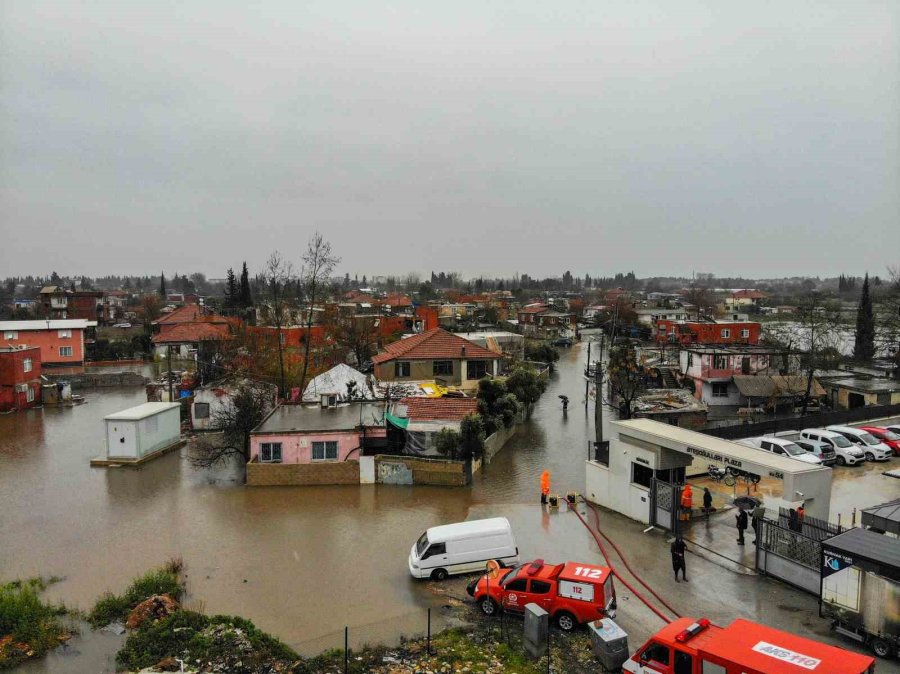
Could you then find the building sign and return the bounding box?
[822,550,854,578]
[751,641,821,670]
[685,446,743,469]
[635,457,650,466]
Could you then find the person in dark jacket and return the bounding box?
[670,536,688,582]
[736,508,748,545]
[702,488,713,520]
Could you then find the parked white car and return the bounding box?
[799,429,865,466]
[737,437,822,465]
[825,425,893,462]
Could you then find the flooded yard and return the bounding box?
[2,341,896,672]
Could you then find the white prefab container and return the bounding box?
[104,402,181,460]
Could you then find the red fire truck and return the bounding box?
[624,617,876,674]
[466,559,616,631]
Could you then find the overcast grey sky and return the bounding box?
[2,1,897,280]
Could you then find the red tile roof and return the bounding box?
[518,304,549,315]
[400,397,478,421]
[372,328,499,364]
[732,289,768,299]
[151,323,232,344]
[154,305,204,324]
[383,293,412,307]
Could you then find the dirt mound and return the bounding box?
[125,595,180,630]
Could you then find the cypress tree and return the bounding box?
[224,268,237,309]
[159,272,167,298]
[853,273,875,361]
[239,262,252,307]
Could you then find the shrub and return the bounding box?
[0,578,66,669]
[524,341,559,364]
[88,565,183,628]
[434,428,460,458]
[116,611,298,672]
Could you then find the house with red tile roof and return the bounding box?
[372,328,500,391]
[387,396,480,456]
[724,289,769,311]
[516,304,574,339]
[151,306,234,358]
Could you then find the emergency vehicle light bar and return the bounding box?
[526,559,544,575]
[675,618,710,643]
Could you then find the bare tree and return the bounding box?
[684,284,716,320]
[601,343,649,419]
[875,266,900,376]
[298,233,340,394]
[263,252,294,398]
[331,316,379,368]
[764,296,843,413]
[190,382,276,468]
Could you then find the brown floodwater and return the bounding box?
[1,341,617,671]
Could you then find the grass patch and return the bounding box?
[0,578,67,670]
[115,611,298,672]
[88,559,184,628]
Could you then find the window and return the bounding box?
[312,440,338,461]
[23,358,32,373]
[505,578,528,592]
[194,402,210,419]
[59,346,73,357]
[467,360,489,380]
[260,442,283,463]
[741,329,750,338]
[58,329,72,338]
[4,331,17,340]
[632,462,653,489]
[713,355,728,369]
[721,329,730,338]
[26,387,35,403]
[711,382,729,397]
[433,360,453,376]
[530,580,551,594]
[641,642,670,666]
[422,542,446,559]
[674,651,694,674]
[394,361,411,377]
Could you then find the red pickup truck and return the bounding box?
[466,559,616,631]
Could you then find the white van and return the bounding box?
[799,429,865,466]
[825,425,892,462]
[408,517,518,581]
[737,437,822,465]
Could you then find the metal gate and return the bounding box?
[649,478,680,532]
[755,519,822,595]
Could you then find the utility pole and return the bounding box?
[594,334,604,450]
[167,344,174,402]
[584,341,591,409]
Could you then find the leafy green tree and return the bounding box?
[505,366,547,405]
[434,428,460,458]
[458,414,486,460]
[853,274,875,361]
[224,268,238,310]
[525,341,560,364]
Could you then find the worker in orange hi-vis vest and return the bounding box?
[680,484,693,521]
[540,470,551,505]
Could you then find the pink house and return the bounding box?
[249,403,385,464]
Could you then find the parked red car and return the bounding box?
[859,426,900,456]
[466,559,616,631]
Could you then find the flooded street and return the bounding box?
[2,340,896,672]
[0,342,615,670]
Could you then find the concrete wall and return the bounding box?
[375,455,469,486]
[43,371,148,388]
[246,460,360,486]
[700,380,743,406]
[483,422,519,464]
